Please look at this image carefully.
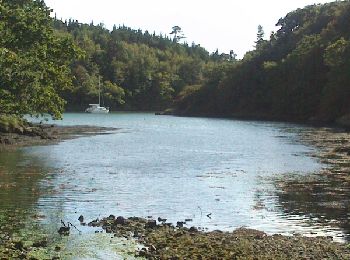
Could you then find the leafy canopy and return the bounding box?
[0,0,78,119]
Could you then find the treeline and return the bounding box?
[175,1,350,125]
[1,0,349,126]
[0,0,235,118]
[53,20,235,111]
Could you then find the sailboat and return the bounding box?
[85,77,109,113]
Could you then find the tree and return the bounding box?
[255,25,265,48]
[229,50,237,61]
[0,0,78,119]
[170,26,185,43]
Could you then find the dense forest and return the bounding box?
[0,0,234,119]
[175,1,350,126]
[1,0,350,126]
[53,20,235,111]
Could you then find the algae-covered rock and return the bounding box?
[88,216,350,259]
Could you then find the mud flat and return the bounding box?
[0,124,117,150]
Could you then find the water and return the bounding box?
[0,112,348,257]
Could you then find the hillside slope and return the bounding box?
[174,1,350,126]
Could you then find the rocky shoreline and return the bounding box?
[87,215,350,259]
[0,123,117,150]
[1,215,349,259]
[272,126,350,242]
[300,127,350,184]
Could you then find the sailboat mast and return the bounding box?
[98,76,101,106]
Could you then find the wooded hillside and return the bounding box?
[175,1,350,126]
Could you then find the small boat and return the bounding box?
[85,77,109,114]
[85,104,109,113]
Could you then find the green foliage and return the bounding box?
[103,81,125,105]
[0,114,27,133]
[175,1,350,124]
[0,1,236,115]
[53,20,233,111]
[0,0,78,119]
[255,25,266,49]
[170,26,185,43]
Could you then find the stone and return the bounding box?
[145,220,157,229]
[115,216,126,225]
[78,215,84,222]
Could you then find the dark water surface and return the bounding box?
[0,113,348,257]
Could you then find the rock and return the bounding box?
[107,215,115,220]
[145,220,157,229]
[58,226,70,236]
[13,241,23,250]
[1,138,12,145]
[106,226,112,233]
[78,215,84,222]
[334,146,350,155]
[115,216,126,225]
[149,244,157,251]
[176,221,185,228]
[138,248,148,257]
[189,227,198,232]
[88,219,100,227]
[32,240,48,247]
[157,217,167,223]
[155,108,174,115]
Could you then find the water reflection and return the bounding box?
[1,113,349,257]
[275,173,350,241]
[0,150,50,228]
[0,150,134,258]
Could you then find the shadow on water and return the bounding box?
[0,149,57,258]
[274,172,350,241]
[0,149,139,259]
[0,149,50,230]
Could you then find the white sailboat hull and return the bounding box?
[85,77,110,114]
[85,105,109,113]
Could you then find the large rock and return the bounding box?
[336,114,350,129]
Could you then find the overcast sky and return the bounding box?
[45,0,331,57]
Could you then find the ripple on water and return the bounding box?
[0,113,348,249]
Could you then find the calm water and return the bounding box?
[0,112,348,257]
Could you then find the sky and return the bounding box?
[45,0,332,58]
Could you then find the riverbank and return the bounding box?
[301,127,350,183]
[89,216,350,259]
[160,108,350,130]
[1,215,349,259]
[0,123,117,150]
[273,126,350,242]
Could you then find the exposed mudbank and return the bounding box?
[273,127,350,241]
[0,123,117,150]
